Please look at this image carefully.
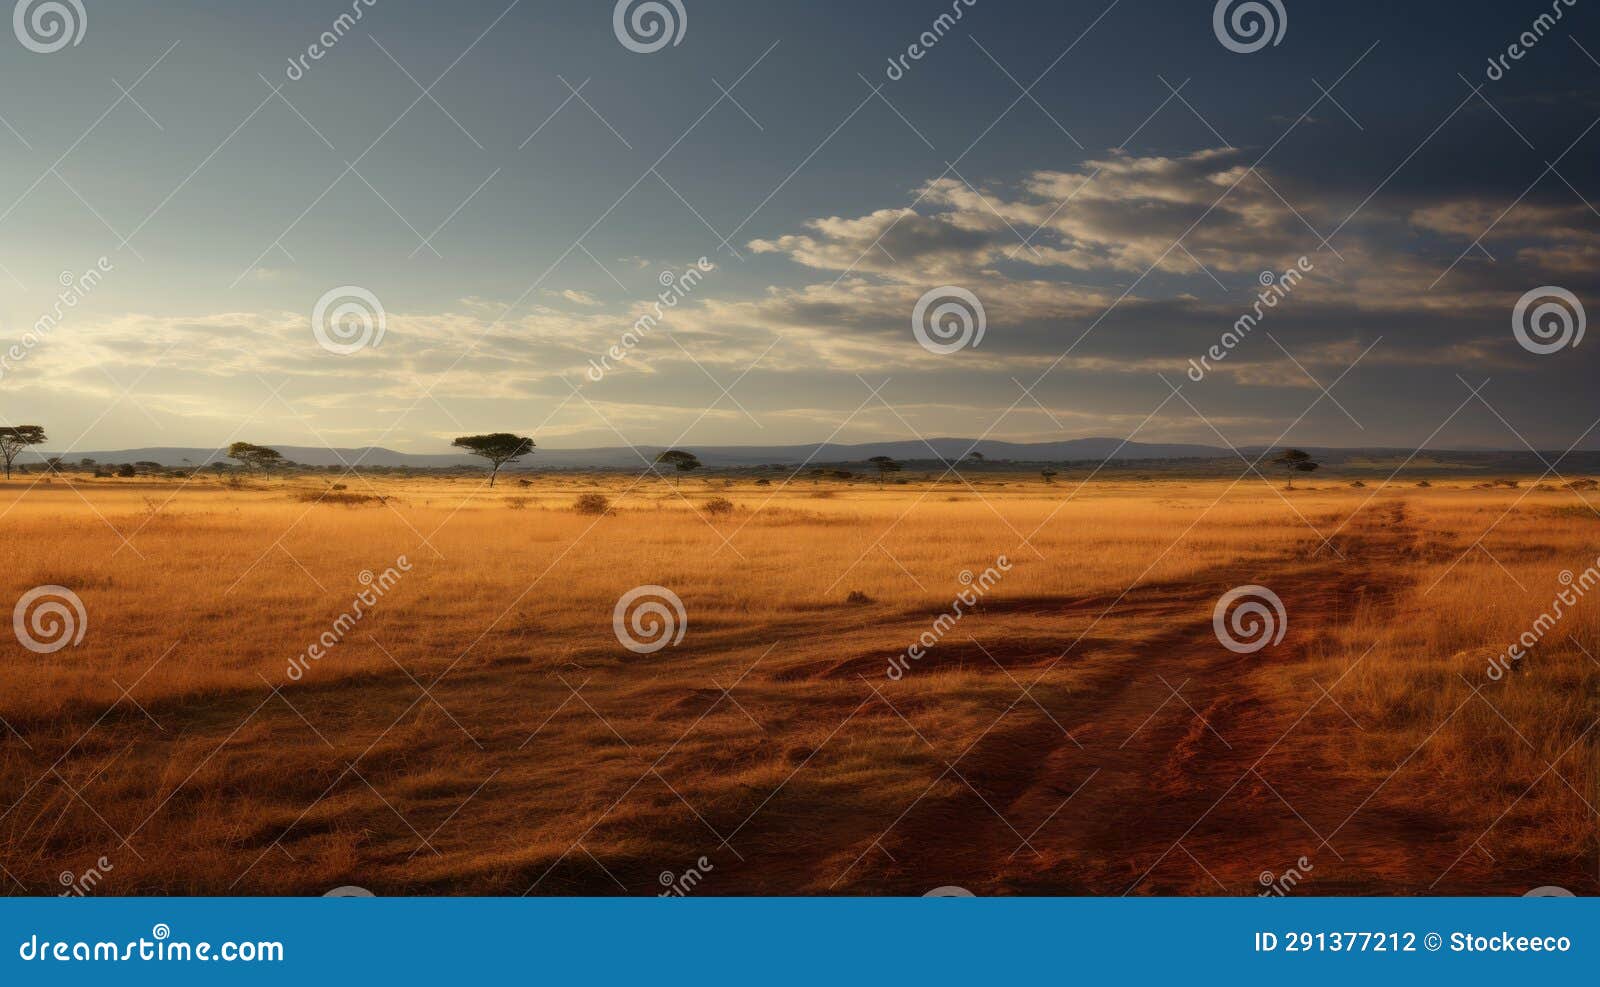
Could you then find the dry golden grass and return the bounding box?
[0,471,1594,895]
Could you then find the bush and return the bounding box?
[506,496,529,510]
[703,497,734,516]
[574,493,611,515]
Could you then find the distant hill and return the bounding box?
[24,439,1231,471]
[21,441,1600,475]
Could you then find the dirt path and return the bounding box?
[803,500,1431,895]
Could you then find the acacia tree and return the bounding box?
[0,425,46,479]
[868,455,902,485]
[655,449,702,483]
[228,442,285,471]
[1041,468,1059,484]
[452,433,535,488]
[1273,448,1319,490]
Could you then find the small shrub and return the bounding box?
[331,483,348,491]
[294,491,385,506]
[845,590,874,605]
[506,496,529,510]
[1416,479,1432,488]
[755,477,772,486]
[574,493,611,515]
[1349,480,1366,488]
[703,497,734,516]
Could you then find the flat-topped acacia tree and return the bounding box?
[1273,448,1320,490]
[868,455,902,484]
[453,433,534,488]
[654,449,701,483]
[227,442,284,471]
[0,425,46,479]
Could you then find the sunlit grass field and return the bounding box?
[1,470,1595,895]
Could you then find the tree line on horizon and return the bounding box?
[1,423,1327,489]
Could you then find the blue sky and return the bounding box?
[1,0,1598,452]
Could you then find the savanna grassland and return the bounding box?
[0,469,1596,896]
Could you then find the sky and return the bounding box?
[1,0,1598,454]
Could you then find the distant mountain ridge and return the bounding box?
[21,440,1600,473]
[23,439,1228,470]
